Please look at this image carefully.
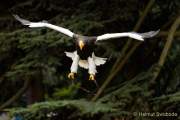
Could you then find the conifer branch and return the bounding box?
[92,0,156,101]
[150,16,180,86]
[0,79,30,110]
[111,0,156,72]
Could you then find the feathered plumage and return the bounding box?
[13,15,74,37]
[14,15,159,80]
[96,30,160,41]
[65,51,107,70]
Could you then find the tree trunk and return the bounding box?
[26,79,44,104]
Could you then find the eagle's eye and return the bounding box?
[79,40,84,50]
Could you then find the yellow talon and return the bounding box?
[68,72,76,80]
[89,74,95,81]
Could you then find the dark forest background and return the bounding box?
[0,0,180,120]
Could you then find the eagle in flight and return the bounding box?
[13,15,159,81]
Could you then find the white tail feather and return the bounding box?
[79,60,89,69]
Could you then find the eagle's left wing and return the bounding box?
[96,30,159,41]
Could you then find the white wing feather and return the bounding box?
[96,30,159,41]
[65,51,107,70]
[65,51,75,58]
[65,51,89,69]
[92,53,107,66]
[13,15,74,37]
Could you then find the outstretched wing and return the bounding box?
[96,30,160,41]
[13,15,74,38]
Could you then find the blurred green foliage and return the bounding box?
[0,0,180,120]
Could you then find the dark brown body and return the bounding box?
[73,34,97,60]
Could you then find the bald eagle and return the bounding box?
[13,15,159,81]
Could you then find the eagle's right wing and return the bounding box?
[13,15,74,38]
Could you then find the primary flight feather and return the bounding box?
[14,15,159,81]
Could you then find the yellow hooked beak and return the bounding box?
[79,40,84,50]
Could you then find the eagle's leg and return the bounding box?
[68,53,80,80]
[88,57,96,81]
